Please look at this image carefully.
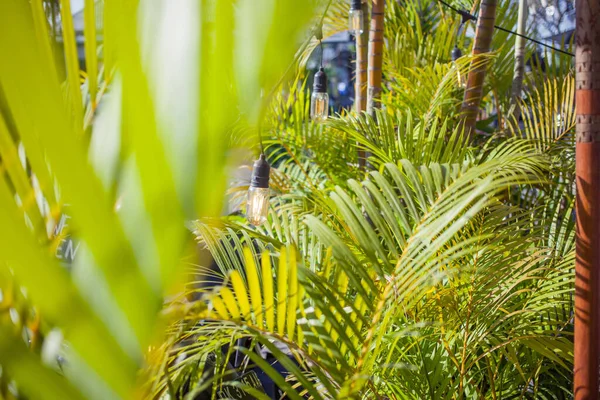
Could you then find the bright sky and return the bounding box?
[71,0,84,14]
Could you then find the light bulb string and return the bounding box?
[319,39,324,68]
[437,0,574,57]
[257,124,265,155]
[254,0,332,157]
[456,15,467,37]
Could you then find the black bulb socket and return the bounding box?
[458,9,476,24]
[350,0,362,11]
[451,45,462,61]
[313,68,328,93]
[250,154,270,189]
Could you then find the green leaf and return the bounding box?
[0,327,85,400]
[84,0,98,108]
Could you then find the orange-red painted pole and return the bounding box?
[575,0,600,397]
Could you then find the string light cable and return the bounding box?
[319,38,324,68]
[437,0,575,57]
[310,38,329,121]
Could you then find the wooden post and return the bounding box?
[366,0,384,116]
[363,0,384,170]
[509,0,527,122]
[574,0,600,397]
[355,1,369,114]
[355,1,369,168]
[459,0,497,139]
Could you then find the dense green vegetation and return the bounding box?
[0,0,574,399]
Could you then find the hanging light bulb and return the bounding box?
[349,0,364,36]
[246,154,270,226]
[451,45,467,88]
[311,67,329,121]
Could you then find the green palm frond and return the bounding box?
[265,75,361,185]
[328,109,474,169]
[179,137,563,398]
[384,54,491,120]
[0,0,578,398]
[517,75,576,156]
[161,1,575,397]
[152,245,367,399]
[385,0,463,70]
[0,0,323,398]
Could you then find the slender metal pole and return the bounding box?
[575,0,600,397]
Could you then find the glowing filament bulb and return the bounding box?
[456,69,467,88]
[246,187,270,226]
[311,92,329,122]
[246,154,270,226]
[349,9,364,35]
[310,67,329,122]
[451,45,466,88]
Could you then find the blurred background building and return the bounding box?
[529,0,575,44]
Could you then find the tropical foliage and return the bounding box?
[0,0,322,398]
[0,0,575,399]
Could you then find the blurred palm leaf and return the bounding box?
[0,0,322,398]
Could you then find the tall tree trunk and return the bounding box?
[509,0,527,122]
[355,1,369,113]
[574,0,600,397]
[355,1,369,168]
[459,0,497,139]
[367,0,384,116]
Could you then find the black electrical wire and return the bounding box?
[493,24,575,56]
[258,125,264,154]
[319,39,324,68]
[437,0,575,57]
[438,0,476,23]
